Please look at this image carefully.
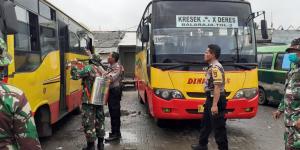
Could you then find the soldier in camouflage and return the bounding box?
[0,38,41,150]
[71,51,105,150]
[273,38,300,150]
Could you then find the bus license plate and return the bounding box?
[198,105,204,113]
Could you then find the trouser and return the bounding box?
[285,126,300,150]
[82,103,105,142]
[108,87,122,134]
[198,92,228,150]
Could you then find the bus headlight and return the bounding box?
[154,89,185,100]
[234,88,258,100]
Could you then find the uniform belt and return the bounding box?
[205,91,226,96]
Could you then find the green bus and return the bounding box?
[257,44,290,105]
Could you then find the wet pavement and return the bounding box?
[41,89,284,150]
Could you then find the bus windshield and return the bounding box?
[152,1,255,64]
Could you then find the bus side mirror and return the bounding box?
[87,38,93,51]
[141,25,150,43]
[0,0,18,34]
[282,54,291,70]
[261,20,268,40]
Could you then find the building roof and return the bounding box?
[95,47,118,54]
[93,31,125,48]
[118,32,136,47]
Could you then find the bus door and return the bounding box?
[58,21,68,114]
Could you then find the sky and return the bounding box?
[47,0,299,31]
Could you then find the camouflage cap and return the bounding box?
[286,38,300,52]
[0,38,12,67]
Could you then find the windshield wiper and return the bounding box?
[234,29,240,63]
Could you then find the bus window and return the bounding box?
[29,12,39,52]
[39,1,51,19]
[15,6,30,52]
[15,0,38,13]
[80,38,87,51]
[14,6,41,72]
[69,32,80,52]
[40,16,58,58]
[274,53,285,70]
[257,54,263,68]
[261,54,273,70]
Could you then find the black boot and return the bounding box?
[82,142,95,150]
[97,138,104,150]
[105,132,121,142]
[191,144,207,150]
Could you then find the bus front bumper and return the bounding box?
[151,94,258,120]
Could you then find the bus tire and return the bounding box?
[144,93,152,117]
[138,92,144,104]
[73,104,82,115]
[35,106,52,137]
[155,119,167,128]
[258,88,268,105]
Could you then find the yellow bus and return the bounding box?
[3,0,93,137]
[136,0,268,125]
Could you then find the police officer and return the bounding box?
[103,52,123,142]
[71,51,105,150]
[192,44,228,150]
[0,38,42,150]
[273,38,300,150]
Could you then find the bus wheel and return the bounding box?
[138,92,144,104]
[258,88,268,105]
[144,93,152,117]
[73,104,82,115]
[35,107,52,137]
[155,119,168,128]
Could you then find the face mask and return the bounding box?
[289,53,300,63]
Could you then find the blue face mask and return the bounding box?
[289,53,300,63]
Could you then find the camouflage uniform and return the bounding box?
[278,65,300,150]
[0,38,41,150]
[71,60,105,143]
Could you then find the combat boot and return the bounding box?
[105,133,121,142]
[191,144,208,150]
[82,142,95,150]
[97,138,104,150]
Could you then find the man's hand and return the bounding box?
[85,50,92,57]
[272,111,283,120]
[296,119,300,129]
[211,105,218,116]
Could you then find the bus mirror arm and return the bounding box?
[246,11,268,40]
[141,25,150,43]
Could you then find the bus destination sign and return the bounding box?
[176,15,239,28]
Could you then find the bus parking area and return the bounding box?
[41,89,284,150]
[2,0,300,149]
